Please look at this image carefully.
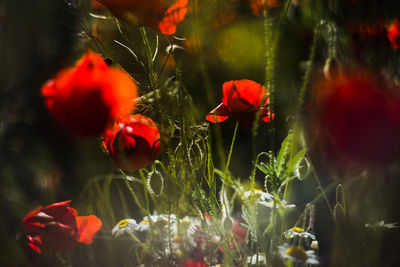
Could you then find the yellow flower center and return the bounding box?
[291,226,305,233]
[269,200,282,206]
[118,219,130,229]
[173,234,180,242]
[142,220,149,224]
[285,246,308,261]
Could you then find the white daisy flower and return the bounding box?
[243,190,295,209]
[260,199,296,209]
[176,216,201,235]
[138,214,177,232]
[284,226,316,240]
[243,189,274,203]
[111,219,138,237]
[136,219,151,232]
[311,240,319,251]
[278,244,319,265]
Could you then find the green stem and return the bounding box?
[225,121,239,172]
[192,0,226,166]
[55,253,69,266]
[309,161,334,217]
[294,25,319,128]
[268,200,278,262]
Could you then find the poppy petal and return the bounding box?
[23,206,43,225]
[183,260,208,267]
[27,235,42,254]
[261,108,274,122]
[103,114,161,171]
[206,103,231,123]
[230,80,266,112]
[76,215,102,244]
[159,0,188,35]
[42,51,137,137]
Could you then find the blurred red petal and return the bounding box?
[159,0,188,35]
[183,260,208,267]
[76,215,102,244]
[42,51,137,137]
[387,19,400,49]
[23,206,43,225]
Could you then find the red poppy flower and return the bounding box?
[308,68,400,167]
[93,0,187,35]
[206,79,273,128]
[183,260,208,267]
[42,51,137,137]
[23,200,102,254]
[387,19,400,49]
[103,114,161,171]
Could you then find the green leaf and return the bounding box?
[276,132,292,175]
[214,168,225,179]
[256,162,274,176]
[284,149,306,180]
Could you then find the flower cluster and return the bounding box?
[23,201,102,254]
[111,213,247,265]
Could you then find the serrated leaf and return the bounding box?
[284,149,306,180]
[276,132,292,175]
[256,162,274,176]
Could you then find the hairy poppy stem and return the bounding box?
[118,168,147,215]
[294,25,319,124]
